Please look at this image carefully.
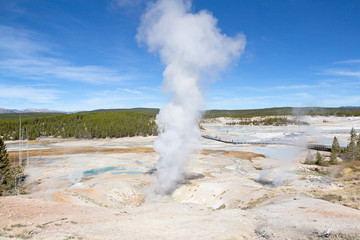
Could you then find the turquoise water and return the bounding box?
[83,167,143,177]
[83,166,119,177]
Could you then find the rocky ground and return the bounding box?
[1,116,360,239]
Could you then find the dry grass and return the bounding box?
[307,186,360,210]
[305,161,360,210]
[336,161,360,180]
[307,230,359,240]
[242,193,277,210]
[202,149,265,161]
[0,224,33,239]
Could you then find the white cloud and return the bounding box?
[325,69,360,78]
[240,84,314,92]
[0,25,137,84]
[319,79,360,88]
[320,95,360,106]
[116,0,139,7]
[74,88,161,111]
[107,0,147,14]
[271,85,312,90]
[335,59,360,64]
[0,1,25,16]
[321,59,360,78]
[139,86,161,93]
[121,88,141,94]
[0,84,59,103]
[206,88,319,109]
[0,25,48,56]
[112,0,146,8]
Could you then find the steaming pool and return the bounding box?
[83,167,143,176]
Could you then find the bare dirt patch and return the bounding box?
[8,147,155,162]
[202,149,265,160]
[9,147,264,162]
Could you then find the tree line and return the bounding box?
[0,111,158,140]
[204,107,360,119]
[226,117,309,126]
[306,128,360,166]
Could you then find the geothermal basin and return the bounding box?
[1,116,360,239]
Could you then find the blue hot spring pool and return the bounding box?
[83,167,143,177]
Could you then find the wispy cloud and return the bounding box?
[0,1,25,15]
[320,59,360,78]
[335,59,360,64]
[320,95,360,106]
[207,91,315,109]
[114,0,146,8]
[0,25,137,84]
[271,84,312,90]
[0,84,59,103]
[240,84,313,92]
[107,0,147,15]
[0,25,48,56]
[121,88,141,94]
[324,69,360,78]
[319,78,360,88]
[76,88,161,111]
[139,86,161,92]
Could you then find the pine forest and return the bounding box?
[0,112,158,140]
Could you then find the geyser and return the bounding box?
[137,0,246,194]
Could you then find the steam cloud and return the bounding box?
[137,0,246,194]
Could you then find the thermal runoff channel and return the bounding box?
[137,0,246,195]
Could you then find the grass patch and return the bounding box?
[10,223,27,228]
[0,224,32,239]
[242,193,276,209]
[293,171,328,177]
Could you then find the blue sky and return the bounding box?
[0,0,359,111]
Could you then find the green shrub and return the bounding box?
[345,128,360,162]
[315,151,328,166]
[330,136,341,165]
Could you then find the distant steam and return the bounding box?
[137,0,246,194]
[69,168,83,184]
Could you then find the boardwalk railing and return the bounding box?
[201,134,282,145]
[201,135,345,152]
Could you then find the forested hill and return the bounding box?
[0,112,63,121]
[0,111,157,140]
[0,108,160,121]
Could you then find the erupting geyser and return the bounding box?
[137,0,246,194]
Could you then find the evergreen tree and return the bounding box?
[356,133,360,161]
[330,136,340,165]
[0,137,11,192]
[345,128,357,162]
[315,151,327,166]
[0,137,25,195]
[331,136,341,153]
[0,111,158,140]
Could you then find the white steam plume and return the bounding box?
[137,0,246,195]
